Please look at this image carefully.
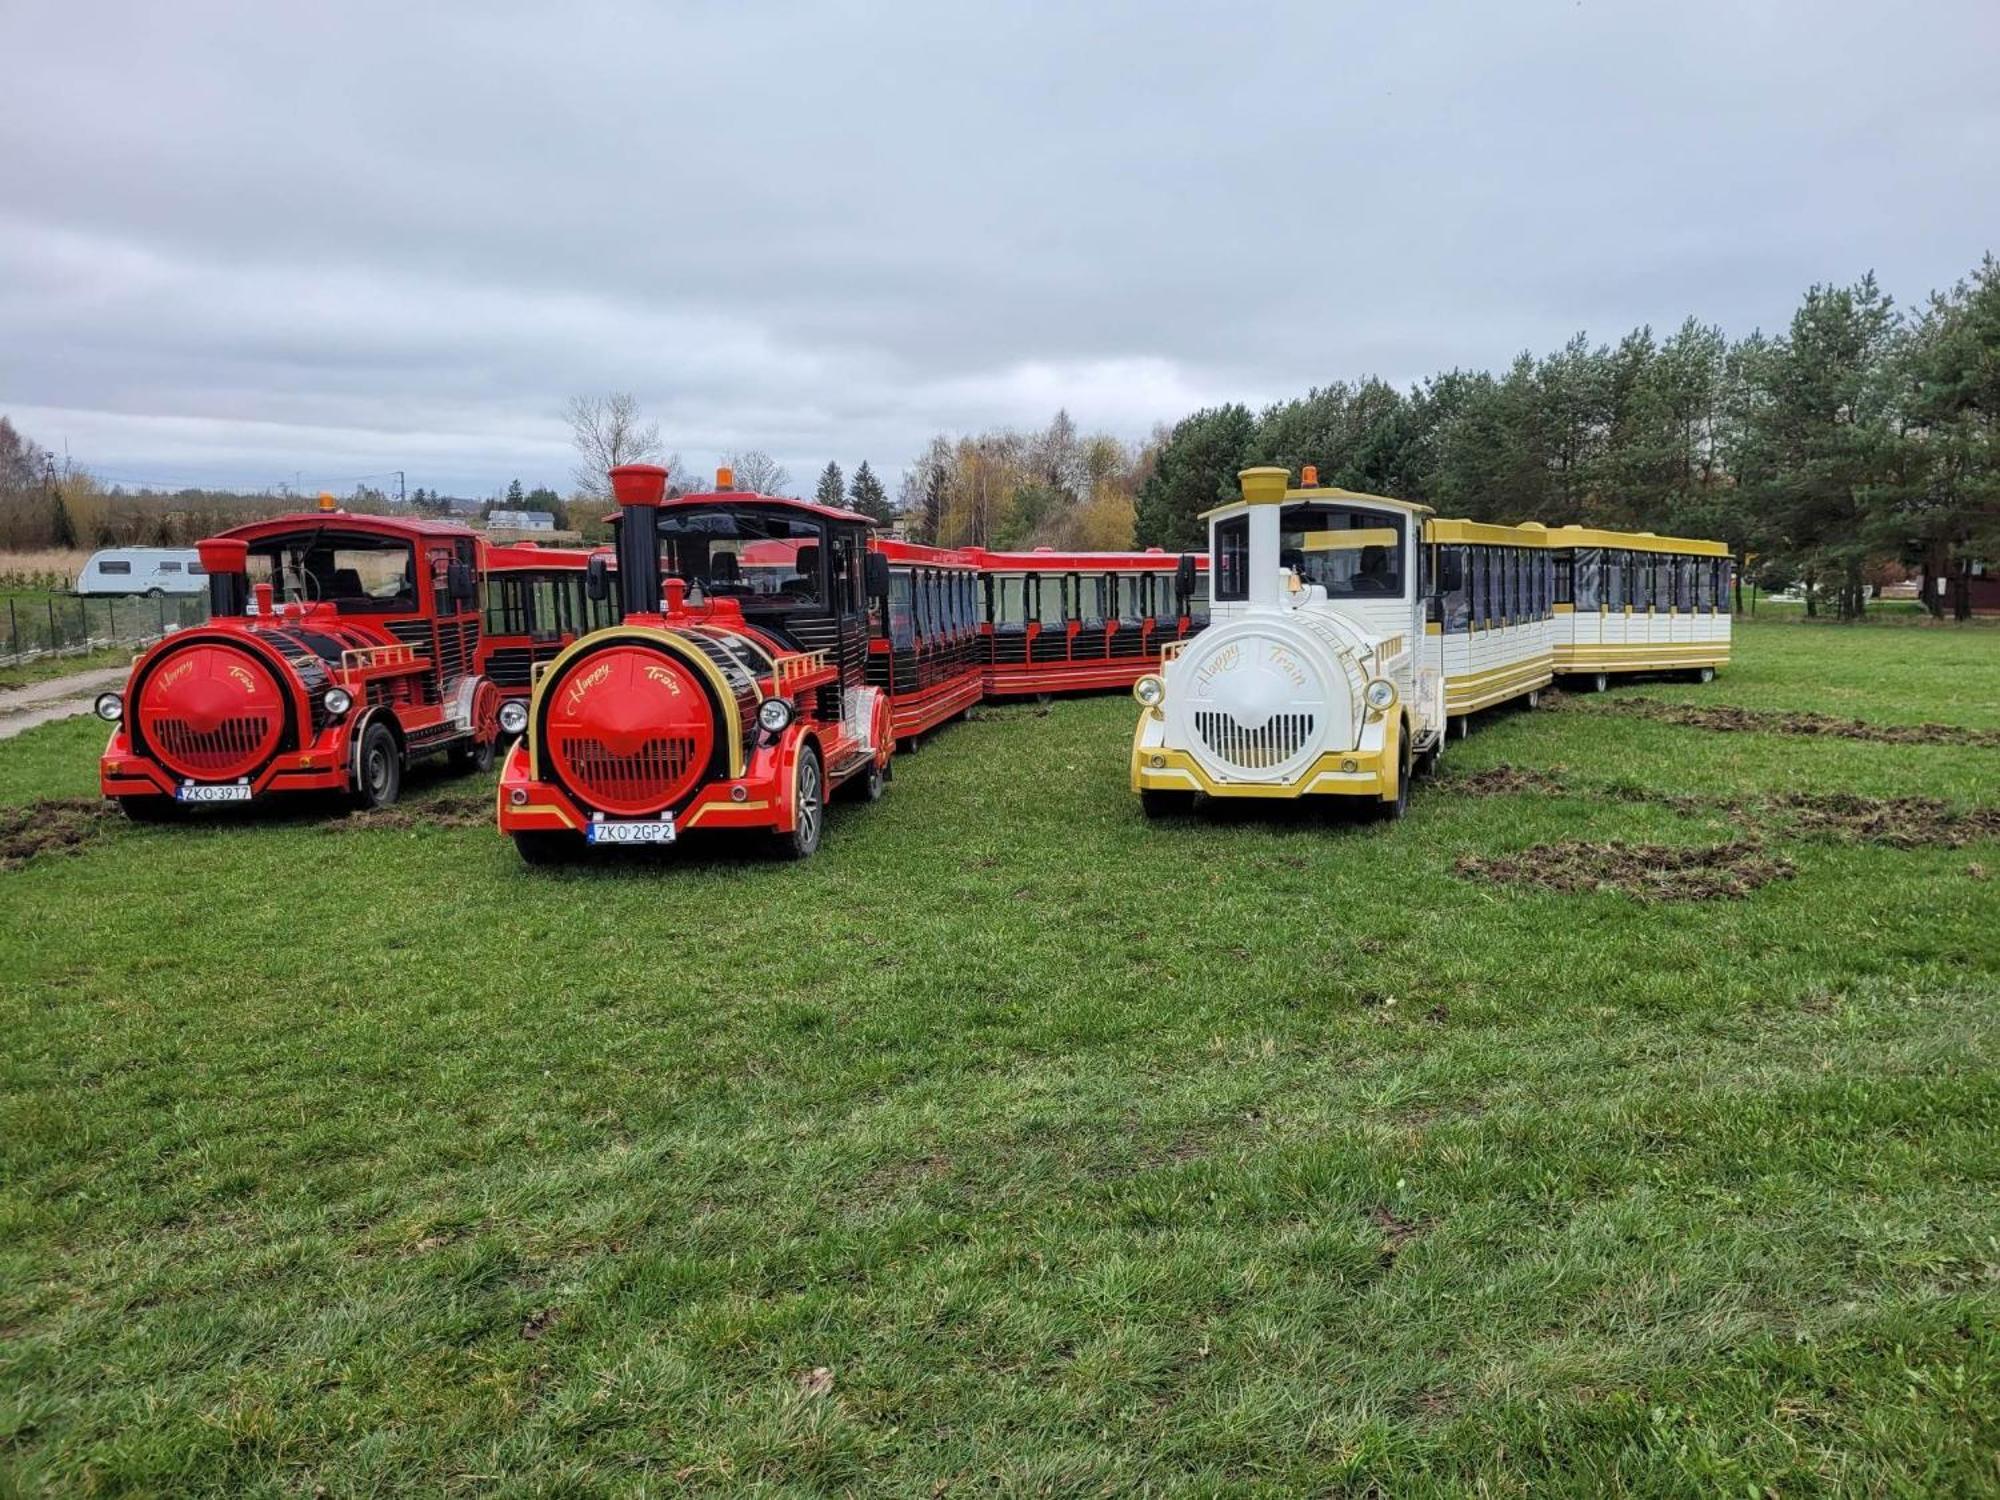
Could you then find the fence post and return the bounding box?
[46,598,57,651]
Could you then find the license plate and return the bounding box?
[586,816,675,845]
[177,783,252,803]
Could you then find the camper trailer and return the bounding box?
[76,548,208,597]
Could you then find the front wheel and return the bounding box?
[1140,789,1197,820]
[770,744,825,861]
[513,830,581,866]
[1373,733,1413,822]
[351,722,402,810]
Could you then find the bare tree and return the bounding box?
[567,393,663,499]
[725,450,791,495]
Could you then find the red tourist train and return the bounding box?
[496,465,1209,862]
[98,507,501,816]
[477,539,616,735]
[497,464,892,862]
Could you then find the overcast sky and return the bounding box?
[4,1,1997,499]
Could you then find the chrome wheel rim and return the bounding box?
[366,746,390,800]
[797,756,822,847]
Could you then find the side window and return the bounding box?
[890,569,915,648]
[1605,551,1624,609]
[992,575,1027,627]
[1073,572,1103,624]
[1034,574,1066,628]
[1442,546,1470,633]
[1573,549,1598,610]
[1214,516,1250,601]
[100,559,133,575]
[1677,556,1694,611]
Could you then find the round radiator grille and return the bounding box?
[1193,710,1316,772]
[544,645,714,815]
[137,642,284,781]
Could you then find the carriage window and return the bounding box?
[889,570,915,647]
[1073,572,1105,623]
[1189,571,1210,624]
[1675,556,1694,611]
[485,575,527,635]
[99,559,133,575]
[1440,546,1470,633]
[1285,505,1405,597]
[1034,574,1066,627]
[991,575,1027,626]
[1144,573,1172,621]
[1572,549,1599,610]
[1214,516,1250,602]
[1694,557,1711,611]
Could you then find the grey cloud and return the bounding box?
[2,0,1996,492]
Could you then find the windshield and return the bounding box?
[656,506,826,606]
[1281,504,1405,598]
[244,530,417,613]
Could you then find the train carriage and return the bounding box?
[1427,518,1557,731]
[973,547,1208,699]
[497,465,893,863]
[98,504,501,817]
[1545,528,1733,688]
[866,539,987,742]
[478,539,620,734]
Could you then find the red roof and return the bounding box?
[217,511,478,545]
[870,538,981,568]
[481,540,604,570]
[968,546,1204,572]
[663,489,878,527]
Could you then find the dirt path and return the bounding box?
[0,666,131,742]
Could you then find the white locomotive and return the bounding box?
[1131,466,1438,818]
[1130,465,1731,820]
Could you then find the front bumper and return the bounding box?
[494,737,794,838]
[1128,711,1399,800]
[100,726,355,801]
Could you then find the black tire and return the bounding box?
[849,757,886,803]
[1374,731,1413,822]
[513,830,581,866]
[351,722,402,810]
[1694,666,1715,684]
[450,736,495,774]
[1591,672,1609,693]
[1140,789,1196,820]
[770,744,825,861]
[119,796,182,824]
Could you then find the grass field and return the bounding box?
[1,620,1995,1496]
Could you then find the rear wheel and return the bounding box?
[1140,789,1197,820]
[771,744,825,861]
[351,722,402,810]
[1590,672,1610,693]
[450,736,495,774]
[849,756,886,803]
[513,830,581,866]
[1693,665,1715,683]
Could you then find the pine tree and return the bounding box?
[1134,405,1254,550]
[847,460,893,522]
[505,479,525,508]
[815,461,845,509]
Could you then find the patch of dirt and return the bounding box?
[0,797,115,871]
[1594,696,2000,747]
[1760,792,2000,849]
[1443,763,1568,797]
[330,793,490,832]
[1368,1206,1423,1267]
[520,1307,562,1341]
[797,1366,835,1398]
[1456,839,1796,902]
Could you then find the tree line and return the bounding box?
[1134,257,2000,619]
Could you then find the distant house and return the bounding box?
[487,510,555,532]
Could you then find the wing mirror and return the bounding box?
[1175,553,1197,606]
[865,551,891,599]
[585,553,610,602]
[448,560,477,607]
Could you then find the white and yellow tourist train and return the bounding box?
[1129,466,1731,818]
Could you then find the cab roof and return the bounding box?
[217,511,477,545]
[1200,481,1434,523]
[663,489,878,527]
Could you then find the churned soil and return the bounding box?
[1761,792,2000,849]
[331,792,492,832]
[1455,839,1796,902]
[1592,696,2000,747]
[0,797,115,870]
[1441,763,1569,797]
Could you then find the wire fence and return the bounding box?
[2,593,213,666]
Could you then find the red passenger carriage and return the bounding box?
[98,506,500,816]
[477,539,619,735]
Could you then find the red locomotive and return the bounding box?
[496,464,893,862]
[97,505,501,817]
[477,539,618,736]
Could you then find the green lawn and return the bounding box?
[1,620,1995,1496]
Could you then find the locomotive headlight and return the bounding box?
[1133,675,1166,708]
[1364,678,1399,712]
[94,691,123,723]
[323,687,354,717]
[498,700,529,736]
[757,697,796,734]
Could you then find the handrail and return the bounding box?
[339,643,422,675]
[771,649,831,691]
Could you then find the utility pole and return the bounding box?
[395,470,405,506]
